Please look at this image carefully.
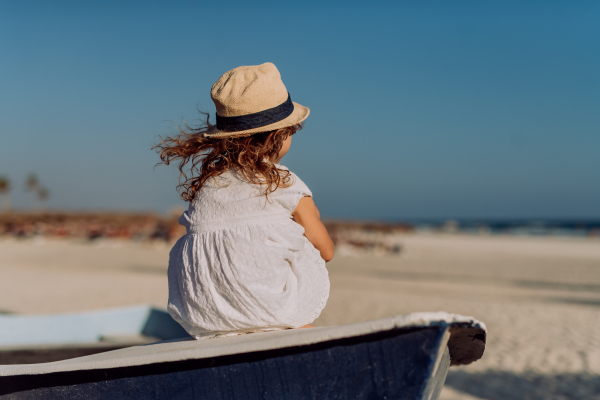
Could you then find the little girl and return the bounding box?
[155,63,334,339]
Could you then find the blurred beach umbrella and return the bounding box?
[0,176,11,212]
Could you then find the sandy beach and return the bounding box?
[1,234,599,399]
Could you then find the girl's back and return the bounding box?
[168,167,329,339]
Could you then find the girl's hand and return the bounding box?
[292,197,334,262]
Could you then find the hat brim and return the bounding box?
[203,102,310,139]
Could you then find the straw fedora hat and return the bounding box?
[203,62,310,139]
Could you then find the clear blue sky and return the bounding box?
[1,1,599,219]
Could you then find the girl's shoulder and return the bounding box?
[273,165,312,212]
[276,165,311,194]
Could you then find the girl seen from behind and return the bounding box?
[154,63,333,339]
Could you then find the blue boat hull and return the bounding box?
[1,326,450,400]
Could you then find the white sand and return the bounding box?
[1,234,599,399]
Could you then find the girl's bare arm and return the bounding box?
[292,197,335,262]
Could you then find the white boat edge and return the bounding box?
[0,311,486,377]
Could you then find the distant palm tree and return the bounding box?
[37,186,50,210]
[25,174,39,192]
[0,176,11,212]
[25,173,44,210]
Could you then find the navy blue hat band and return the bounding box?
[215,94,294,132]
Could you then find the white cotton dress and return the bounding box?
[167,166,330,339]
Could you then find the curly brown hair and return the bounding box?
[153,113,302,202]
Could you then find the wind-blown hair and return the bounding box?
[154,113,301,202]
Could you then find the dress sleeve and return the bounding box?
[275,171,313,213]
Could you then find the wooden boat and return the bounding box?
[0,309,485,400]
[0,305,189,365]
